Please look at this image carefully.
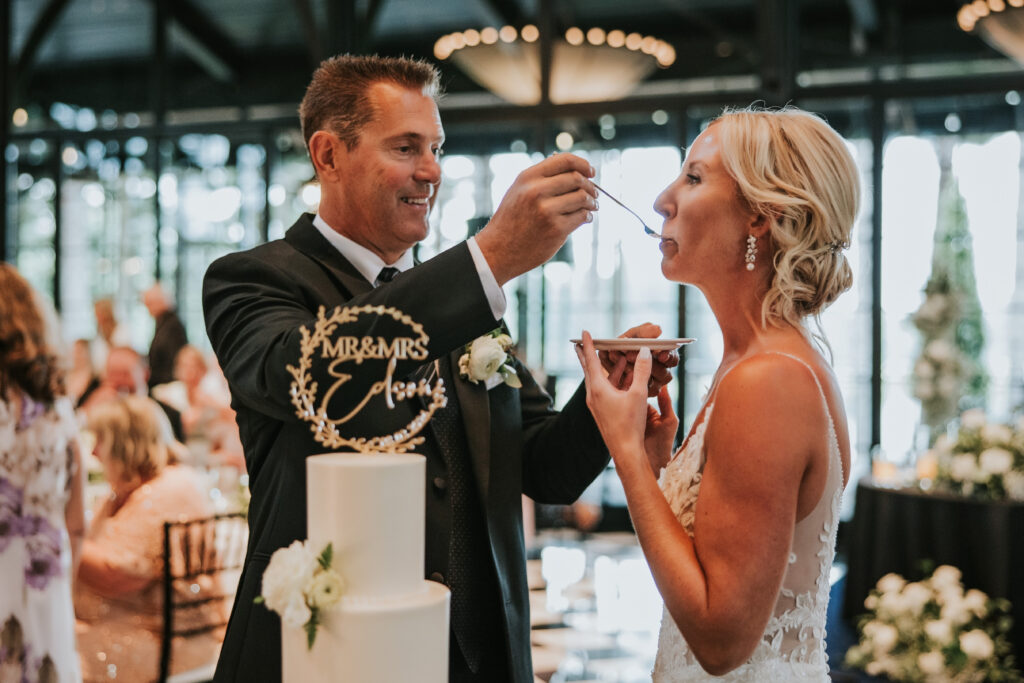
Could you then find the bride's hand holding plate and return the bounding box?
[572,322,688,397]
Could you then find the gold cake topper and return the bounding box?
[287,305,447,453]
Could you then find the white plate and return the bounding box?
[570,337,695,352]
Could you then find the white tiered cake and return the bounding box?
[281,453,450,682]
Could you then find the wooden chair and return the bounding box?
[159,512,248,683]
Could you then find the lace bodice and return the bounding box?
[651,353,844,682]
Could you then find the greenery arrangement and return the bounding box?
[910,168,986,442]
[845,564,1020,682]
[916,409,1024,501]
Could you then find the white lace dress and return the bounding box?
[651,353,844,682]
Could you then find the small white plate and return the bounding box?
[570,337,695,352]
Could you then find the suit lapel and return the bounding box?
[450,347,491,504]
[284,213,373,297]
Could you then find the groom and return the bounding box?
[204,54,674,682]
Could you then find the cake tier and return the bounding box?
[281,579,450,683]
[306,452,424,598]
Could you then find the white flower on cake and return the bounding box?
[458,330,521,389]
[256,540,345,648]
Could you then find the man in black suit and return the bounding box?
[204,54,674,683]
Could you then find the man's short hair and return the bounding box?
[298,54,442,152]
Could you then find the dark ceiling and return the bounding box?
[5,0,1024,142]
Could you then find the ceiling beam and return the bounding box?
[847,0,878,32]
[153,0,244,82]
[291,0,324,66]
[477,0,525,27]
[14,0,73,91]
[365,0,386,35]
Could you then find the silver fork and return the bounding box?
[592,181,662,239]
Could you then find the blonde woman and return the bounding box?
[577,107,858,681]
[0,263,85,681]
[75,396,221,682]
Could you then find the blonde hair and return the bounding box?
[713,106,859,336]
[87,396,169,482]
[174,344,208,375]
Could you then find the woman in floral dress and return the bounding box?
[0,263,86,682]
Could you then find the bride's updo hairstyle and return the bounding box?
[713,106,859,331]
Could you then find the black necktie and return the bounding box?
[376,266,399,286]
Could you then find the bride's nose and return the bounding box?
[653,184,674,219]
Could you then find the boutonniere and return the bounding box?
[458,330,522,390]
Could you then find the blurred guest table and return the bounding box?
[528,529,661,682]
[842,477,1024,658]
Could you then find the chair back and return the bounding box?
[159,512,248,682]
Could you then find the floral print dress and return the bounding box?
[0,394,81,682]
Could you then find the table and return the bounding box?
[528,530,662,682]
[842,478,1024,658]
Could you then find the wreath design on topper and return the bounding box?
[287,305,447,453]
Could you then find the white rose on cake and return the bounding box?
[261,540,317,623]
[256,540,345,648]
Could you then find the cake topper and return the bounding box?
[287,305,447,453]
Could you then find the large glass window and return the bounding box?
[880,127,1023,463]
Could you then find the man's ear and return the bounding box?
[308,131,343,181]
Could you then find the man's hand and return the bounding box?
[599,323,679,397]
[475,154,598,285]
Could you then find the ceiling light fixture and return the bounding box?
[434,24,675,106]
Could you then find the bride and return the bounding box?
[577,106,858,681]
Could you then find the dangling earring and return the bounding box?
[744,235,757,271]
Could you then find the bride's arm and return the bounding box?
[578,336,821,675]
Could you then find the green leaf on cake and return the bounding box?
[318,543,334,571]
[305,607,320,650]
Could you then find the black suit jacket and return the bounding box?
[203,214,609,682]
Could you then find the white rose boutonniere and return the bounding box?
[458,330,521,390]
[256,540,346,649]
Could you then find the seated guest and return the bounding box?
[68,338,100,408]
[75,396,223,682]
[81,346,184,442]
[152,345,242,470]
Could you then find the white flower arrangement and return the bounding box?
[458,330,521,389]
[845,564,1020,682]
[917,409,1024,501]
[255,540,345,649]
[912,339,963,404]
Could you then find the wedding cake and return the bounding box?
[281,453,450,682]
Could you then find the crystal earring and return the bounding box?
[744,235,757,271]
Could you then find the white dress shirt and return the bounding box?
[312,214,506,320]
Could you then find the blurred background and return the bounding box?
[5,1,1024,680]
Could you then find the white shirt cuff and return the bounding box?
[467,236,507,321]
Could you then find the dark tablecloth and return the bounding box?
[843,478,1024,658]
